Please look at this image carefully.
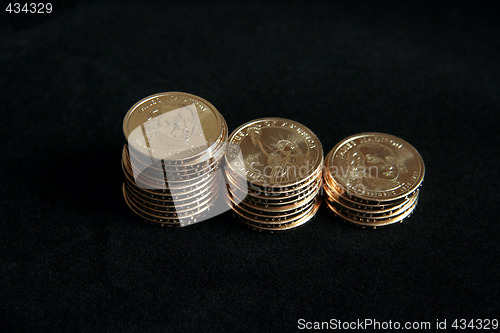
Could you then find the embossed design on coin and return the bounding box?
[224,118,324,232]
[325,132,424,201]
[247,126,310,183]
[144,104,198,142]
[139,103,207,158]
[323,132,424,228]
[124,92,223,161]
[121,92,230,227]
[226,118,323,187]
[343,142,409,191]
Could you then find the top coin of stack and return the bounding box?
[224,118,324,232]
[323,132,425,228]
[121,92,229,227]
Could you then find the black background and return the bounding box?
[1,1,499,331]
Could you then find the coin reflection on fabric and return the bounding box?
[323,132,425,228]
[121,92,230,227]
[224,118,324,232]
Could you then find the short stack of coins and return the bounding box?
[224,118,324,232]
[323,132,425,228]
[121,92,228,227]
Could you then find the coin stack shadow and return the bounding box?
[224,118,324,232]
[323,133,425,228]
[121,93,229,227]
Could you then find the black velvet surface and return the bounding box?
[1,1,499,331]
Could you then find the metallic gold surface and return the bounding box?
[225,166,322,194]
[121,158,215,191]
[126,185,219,216]
[327,192,418,220]
[325,195,419,228]
[123,92,225,162]
[323,133,424,228]
[125,177,218,205]
[121,92,228,227]
[123,185,221,226]
[324,132,424,202]
[232,197,317,224]
[324,179,418,210]
[225,168,322,198]
[324,186,419,216]
[225,118,323,188]
[224,118,324,232]
[227,175,321,205]
[124,144,223,180]
[237,195,322,232]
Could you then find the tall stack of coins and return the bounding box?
[121,92,229,227]
[323,132,425,228]
[224,118,324,232]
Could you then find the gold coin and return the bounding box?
[123,185,218,224]
[125,180,218,212]
[126,157,221,184]
[123,92,226,163]
[326,192,418,220]
[323,179,419,210]
[125,113,227,168]
[227,182,320,213]
[121,92,229,227]
[227,195,310,217]
[122,149,223,185]
[227,173,321,204]
[225,118,324,188]
[324,183,419,215]
[124,144,224,179]
[123,175,219,201]
[122,158,217,192]
[225,167,322,198]
[125,175,219,205]
[237,195,322,232]
[325,195,419,228]
[324,132,424,202]
[232,195,317,224]
[225,165,323,194]
[127,186,218,216]
[235,197,317,227]
[227,182,321,215]
[123,187,180,226]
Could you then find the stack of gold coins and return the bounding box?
[323,132,425,228]
[121,92,229,227]
[224,118,324,232]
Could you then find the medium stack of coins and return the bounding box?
[323,132,425,228]
[121,92,228,227]
[224,118,324,232]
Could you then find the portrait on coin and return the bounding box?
[128,103,209,160]
[144,104,199,144]
[345,142,409,192]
